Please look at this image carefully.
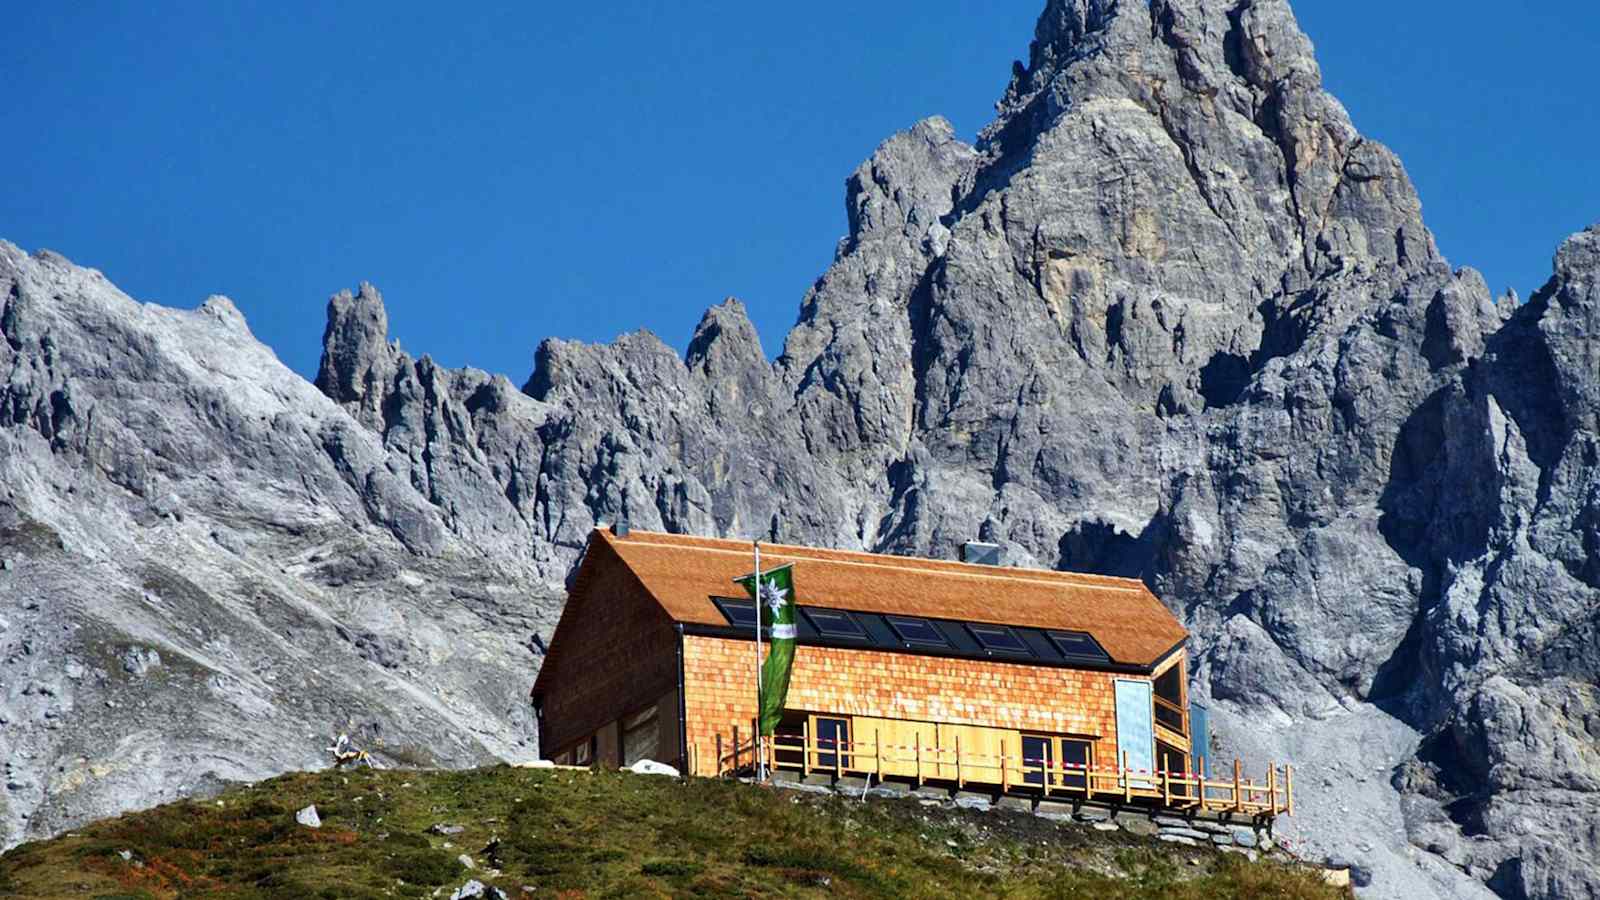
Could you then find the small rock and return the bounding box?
[1230,827,1258,848]
[295,805,321,828]
[627,759,679,777]
[1158,834,1198,847]
[0,559,11,571]
[1320,868,1352,889]
[120,647,161,677]
[1092,822,1119,832]
[450,880,507,900]
[457,853,475,870]
[429,823,465,836]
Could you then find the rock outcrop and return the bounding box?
[0,1,1594,897]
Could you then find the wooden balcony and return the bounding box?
[698,721,1293,819]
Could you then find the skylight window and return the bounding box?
[713,597,759,630]
[886,615,949,647]
[967,623,1032,655]
[1046,629,1109,662]
[803,608,867,639]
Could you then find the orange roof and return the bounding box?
[588,528,1186,668]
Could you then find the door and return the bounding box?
[1114,679,1156,789]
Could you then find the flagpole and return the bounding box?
[752,539,765,783]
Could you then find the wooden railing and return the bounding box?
[699,722,1292,818]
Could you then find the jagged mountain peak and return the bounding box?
[4,3,1598,897]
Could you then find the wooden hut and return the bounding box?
[532,526,1199,795]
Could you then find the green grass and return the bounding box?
[0,767,1347,898]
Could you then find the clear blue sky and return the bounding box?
[6,2,1596,381]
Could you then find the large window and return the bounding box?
[1022,734,1093,789]
[1022,735,1053,786]
[1153,661,1186,733]
[885,615,949,648]
[813,716,851,770]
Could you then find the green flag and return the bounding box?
[735,563,796,736]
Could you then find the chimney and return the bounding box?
[960,541,1001,566]
[611,518,630,538]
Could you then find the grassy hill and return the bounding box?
[0,766,1346,899]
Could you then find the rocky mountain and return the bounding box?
[1,0,1595,897]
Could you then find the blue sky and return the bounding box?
[6,2,1596,381]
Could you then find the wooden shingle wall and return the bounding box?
[682,635,1150,776]
[537,539,681,763]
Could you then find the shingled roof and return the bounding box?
[577,528,1186,668]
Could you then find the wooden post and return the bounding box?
[1162,761,1171,807]
[1286,765,1294,816]
[955,735,964,789]
[800,720,810,777]
[1123,751,1132,803]
[915,733,923,788]
[1268,763,1278,815]
[1232,759,1243,813]
[1000,739,1009,794]
[875,729,883,782]
[716,733,725,776]
[834,730,843,779]
[732,725,741,771]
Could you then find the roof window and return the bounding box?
[967,623,1032,656]
[802,608,868,640]
[885,615,949,648]
[712,597,759,630]
[1046,629,1109,662]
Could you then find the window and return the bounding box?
[803,608,868,639]
[1059,738,1091,790]
[712,597,759,630]
[886,615,949,647]
[813,716,851,770]
[1154,661,1186,732]
[573,736,594,767]
[1046,629,1110,662]
[967,623,1032,655]
[1023,734,1092,789]
[1022,735,1053,787]
[1157,741,1191,798]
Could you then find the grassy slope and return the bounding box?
[0,767,1346,899]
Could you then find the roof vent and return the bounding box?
[960,541,1001,566]
[611,519,630,538]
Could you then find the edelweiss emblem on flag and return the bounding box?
[759,581,788,618]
